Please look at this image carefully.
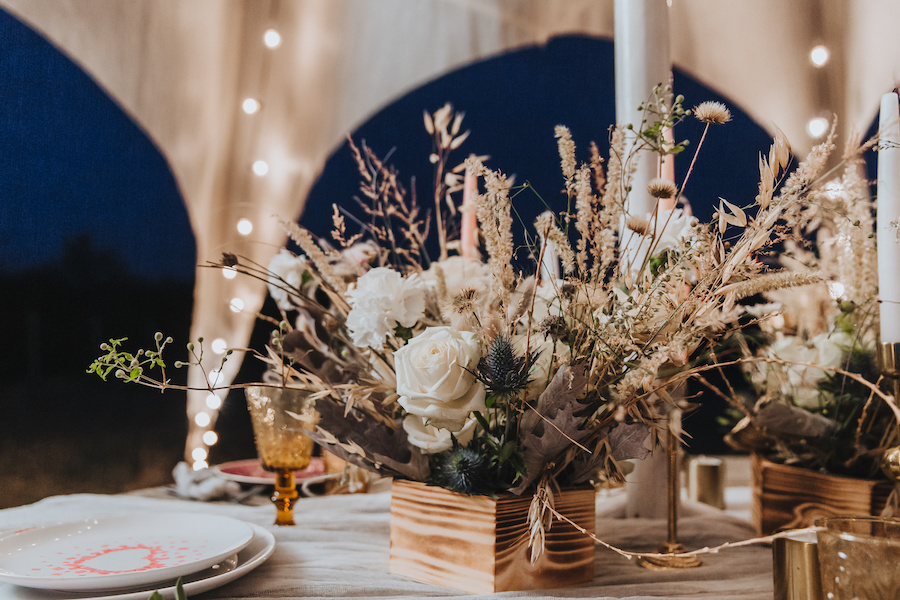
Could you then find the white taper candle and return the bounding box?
[878,92,900,343]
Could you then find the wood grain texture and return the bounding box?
[389,479,595,594]
[751,454,893,535]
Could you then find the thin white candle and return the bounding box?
[878,92,900,343]
[460,167,478,260]
[614,0,672,520]
[614,0,671,219]
[538,211,560,281]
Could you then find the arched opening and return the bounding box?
[0,8,196,507]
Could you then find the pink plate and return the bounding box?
[212,457,325,485]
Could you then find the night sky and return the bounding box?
[0,8,195,283]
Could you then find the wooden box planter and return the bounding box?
[389,479,596,594]
[751,454,894,535]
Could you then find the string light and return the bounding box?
[237,218,253,235]
[211,338,228,354]
[188,23,284,465]
[810,45,829,67]
[242,98,261,114]
[252,160,269,176]
[263,29,281,48]
[205,393,223,410]
[807,117,829,138]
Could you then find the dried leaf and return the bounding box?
[751,399,837,441]
[608,421,652,462]
[511,365,590,494]
[308,397,430,481]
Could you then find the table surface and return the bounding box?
[0,476,774,600]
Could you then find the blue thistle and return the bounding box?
[476,334,537,397]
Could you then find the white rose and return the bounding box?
[811,331,852,370]
[769,336,821,395]
[267,250,309,311]
[394,326,486,430]
[402,415,476,454]
[345,267,426,349]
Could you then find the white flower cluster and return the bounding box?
[267,250,310,311]
[764,330,853,408]
[345,267,426,350]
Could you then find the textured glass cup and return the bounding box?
[245,385,318,526]
[815,516,900,599]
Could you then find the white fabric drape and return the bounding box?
[4,0,900,458]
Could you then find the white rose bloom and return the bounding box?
[394,326,486,431]
[267,249,309,311]
[345,267,426,349]
[402,415,476,454]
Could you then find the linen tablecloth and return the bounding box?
[0,487,773,599]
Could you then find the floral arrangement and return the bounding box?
[726,145,897,478]
[92,89,844,530]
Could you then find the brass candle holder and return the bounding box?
[879,342,900,480]
[637,411,703,570]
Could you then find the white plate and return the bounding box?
[0,523,275,600]
[0,513,254,592]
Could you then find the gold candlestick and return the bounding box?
[637,414,702,570]
[880,343,900,480]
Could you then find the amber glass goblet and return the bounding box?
[245,385,318,526]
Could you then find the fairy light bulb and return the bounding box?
[202,431,219,446]
[252,160,269,176]
[211,338,228,354]
[242,98,260,114]
[229,297,244,313]
[810,45,829,67]
[807,117,829,138]
[263,29,281,48]
[206,393,223,410]
[194,412,211,427]
[191,447,208,462]
[237,218,253,235]
[223,267,237,280]
[192,460,208,471]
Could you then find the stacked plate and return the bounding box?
[0,513,274,599]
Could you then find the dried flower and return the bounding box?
[648,178,678,199]
[693,101,732,125]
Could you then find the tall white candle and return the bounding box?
[878,92,900,343]
[615,0,672,520]
[460,167,478,260]
[538,211,560,281]
[614,0,671,219]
